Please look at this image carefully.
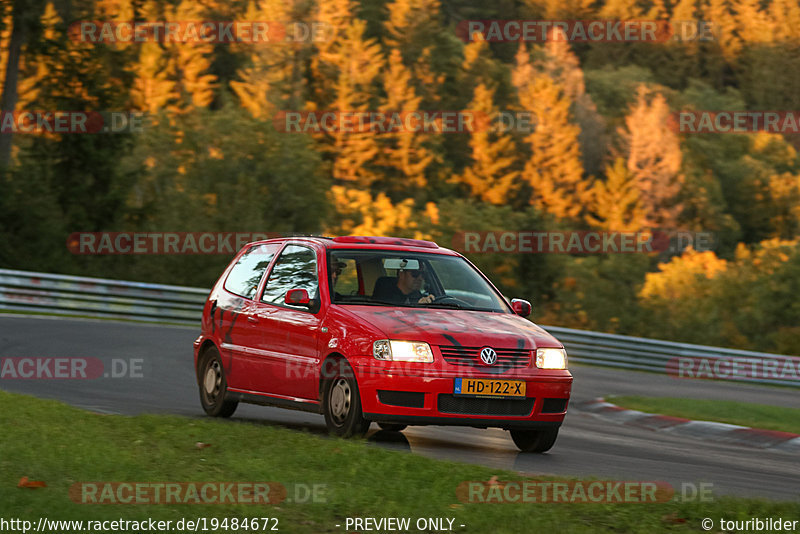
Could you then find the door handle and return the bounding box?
[247,316,259,324]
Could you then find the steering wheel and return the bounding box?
[430,295,472,307]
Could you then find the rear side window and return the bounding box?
[261,244,318,305]
[223,244,280,299]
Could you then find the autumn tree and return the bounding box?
[448,33,510,175]
[9,1,134,231]
[325,186,419,237]
[383,0,446,107]
[661,0,705,86]
[700,0,741,88]
[324,19,385,187]
[638,247,730,344]
[310,0,358,109]
[131,0,217,114]
[377,48,434,191]
[0,0,48,166]
[231,0,309,117]
[586,157,646,231]
[456,32,505,107]
[521,0,595,19]
[513,45,588,220]
[0,3,13,100]
[619,85,683,228]
[535,36,606,176]
[455,83,519,204]
[735,0,800,110]
[768,172,800,239]
[131,41,177,113]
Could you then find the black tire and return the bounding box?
[198,347,238,418]
[377,423,407,432]
[322,360,369,437]
[510,427,559,453]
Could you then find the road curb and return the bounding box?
[574,398,800,452]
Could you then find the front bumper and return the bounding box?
[353,361,572,429]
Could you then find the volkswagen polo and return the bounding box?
[193,236,572,452]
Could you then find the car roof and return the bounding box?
[246,235,461,256]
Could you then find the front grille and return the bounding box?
[541,398,568,413]
[439,345,531,369]
[438,394,535,416]
[378,390,425,408]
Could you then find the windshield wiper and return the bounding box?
[427,303,499,312]
[335,295,401,306]
[426,301,465,309]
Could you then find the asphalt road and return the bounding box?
[1,314,798,501]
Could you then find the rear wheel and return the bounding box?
[198,347,238,418]
[510,427,559,453]
[377,423,407,432]
[322,361,369,437]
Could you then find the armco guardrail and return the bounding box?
[1,269,797,387]
[540,326,799,387]
[0,269,207,324]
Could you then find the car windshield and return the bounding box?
[328,250,510,313]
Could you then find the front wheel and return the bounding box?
[322,362,369,438]
[510,427,559,453]
[198,347,238,418]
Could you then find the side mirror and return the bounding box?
[285,288,311,307]
[511,298,532,317]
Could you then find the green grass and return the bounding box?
[1,390,798,533]
[608,396,800,434]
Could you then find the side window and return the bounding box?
[330,257,358,298]
[261,245,318,306]
[223,244,280,299]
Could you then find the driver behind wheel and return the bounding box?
[382,266,435,305]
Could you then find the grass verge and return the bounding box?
[608,395,800,434]
[0,390,797,533]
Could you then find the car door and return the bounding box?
[248,243,324,400]
[217,243,280,391]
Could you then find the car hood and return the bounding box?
[338,306,562,350]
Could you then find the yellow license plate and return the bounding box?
[454,378,526,398]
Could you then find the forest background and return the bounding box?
[2,0,800,355]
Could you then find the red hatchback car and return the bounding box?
[194,236,572,452]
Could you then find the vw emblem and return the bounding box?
[480,347,497,365]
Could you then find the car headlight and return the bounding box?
[536,348,568,369]
[373,340,434,363]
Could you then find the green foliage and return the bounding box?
[637,240,800,353]
[584,65,656,120]
[0,165,71,272]
[112,106,328,286]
